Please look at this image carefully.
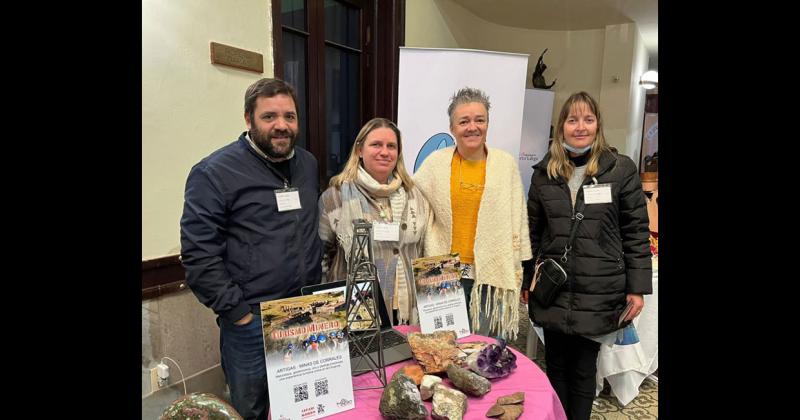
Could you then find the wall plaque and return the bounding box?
[210,42,263,73]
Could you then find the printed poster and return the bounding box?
[397,47,529,174]
[412,253,471,338]
[261,292,354,420]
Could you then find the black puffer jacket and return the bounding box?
[522,149,652,336]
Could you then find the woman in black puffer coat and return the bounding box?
[521,92,652,420]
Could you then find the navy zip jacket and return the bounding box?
[180,133,322,323]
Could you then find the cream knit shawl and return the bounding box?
[414,146,532,339]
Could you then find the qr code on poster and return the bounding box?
[434,316,443,329]
[315,378,329,397]
[293,383,308,402]
[445,313,454,326]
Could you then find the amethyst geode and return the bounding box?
[467,338,517,379]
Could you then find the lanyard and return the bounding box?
[262,160,291,188]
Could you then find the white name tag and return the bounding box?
[275,188,301,212]
[373,222,400,241]
[583,183,612,204]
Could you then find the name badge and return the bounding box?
[583,183,612,204]
[373,222,400,241]
[275,188,301,212]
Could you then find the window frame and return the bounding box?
[141,1,405,300]
[271,0,405,188]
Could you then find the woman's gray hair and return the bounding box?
[447,87,491,124]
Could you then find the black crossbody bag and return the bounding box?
[531,201,585,308]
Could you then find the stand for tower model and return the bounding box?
[345,219,387,389]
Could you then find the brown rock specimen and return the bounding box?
[407,331,459,374]
[496,392,524,405]
[485,392,526,419]
[399,364,424,386]
[485,404,505,417]
[498,404,523,420]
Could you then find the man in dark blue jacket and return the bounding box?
[180,78,321,420]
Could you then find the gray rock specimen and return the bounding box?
[420,374,443,401]
[431,383,468,420]
[160,393,242,420]
[378,373,428,419]
[445,363,491,397]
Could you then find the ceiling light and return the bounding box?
[640,70,658,89]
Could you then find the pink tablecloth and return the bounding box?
[324,325,567,420]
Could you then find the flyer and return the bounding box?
[412,253,471,338]
[260,292,354,420]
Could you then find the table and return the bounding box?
[324,325,567,420]
[595,264,659,406]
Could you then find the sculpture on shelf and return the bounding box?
[532,49,556,89]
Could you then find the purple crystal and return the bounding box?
[471,338,517,379]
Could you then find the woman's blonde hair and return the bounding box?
[547,91,611,180]
[329,118,415,190]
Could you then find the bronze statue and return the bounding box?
[532,49,556,89]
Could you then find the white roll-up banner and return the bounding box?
[519,88,555,193]
[397,48,529,173]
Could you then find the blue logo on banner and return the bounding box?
[414,133,454,172]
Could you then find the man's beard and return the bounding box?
[250,126,297,160]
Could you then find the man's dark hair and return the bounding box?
[244,78,298,121]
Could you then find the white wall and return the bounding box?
[626,30,650,167]
[405,1,649,160]
[405,0,459,48]
[556,29,605,123]
[141,0,276,412]
[142,0,274,259]
[598,23,647,160]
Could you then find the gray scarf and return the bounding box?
[335,168,416,323]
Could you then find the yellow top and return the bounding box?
[449,152,486,264]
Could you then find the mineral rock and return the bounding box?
[467,339,517,379]
[431,383,467,420]
[485,391,526,419]
[159,393,242,420]
[485,404,505,417]
[399,364,424,386]
[420,375,443,401]
[379,373,428,419]
[498,404,523,420]
[407,331,459,374]
[496,392,525,405]
[445,363,491,397]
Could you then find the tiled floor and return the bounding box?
[508,305,658,419]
